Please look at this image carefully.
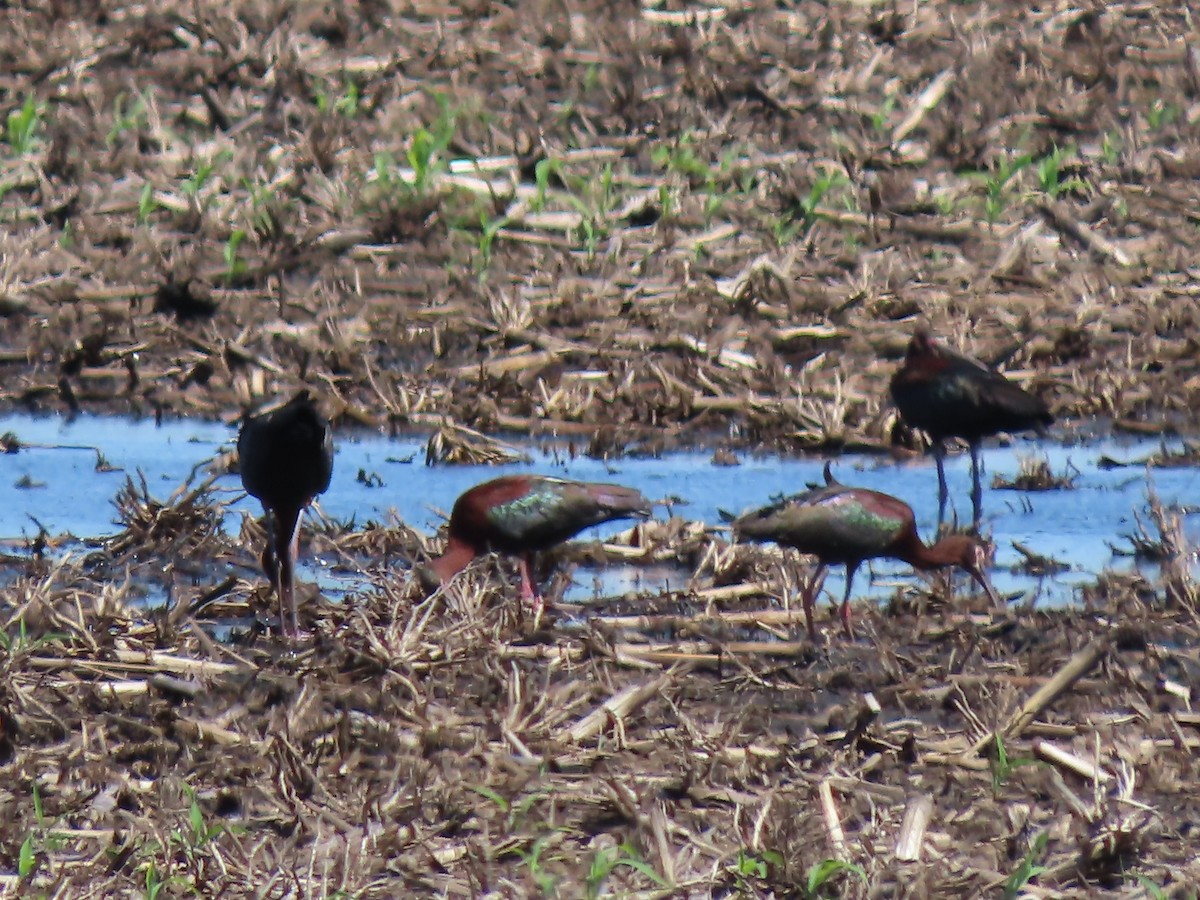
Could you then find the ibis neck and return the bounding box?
[896,533,962,571]
[428,537,479,583]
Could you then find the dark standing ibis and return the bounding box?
[890,328,1053,530]
[733,464,999,639]
[426,475,653,621]
[238,390,334,640]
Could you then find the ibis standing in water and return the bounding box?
[890,328,1053,530]
[733,465,999,639]
[426,475,653,621]
[238,390,334,640]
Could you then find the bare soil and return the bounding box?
[0,1,1198,451]
[2,0,1200,896]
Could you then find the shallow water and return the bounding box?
[2,413,1198,611]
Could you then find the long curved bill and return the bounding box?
[971,569,1002,608]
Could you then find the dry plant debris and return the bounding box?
[1,0,1200,896]
[0,542,1195,900]
[0,2,1197,451]
[0,496,1199,895]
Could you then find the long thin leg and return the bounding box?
[840,563,858,638]
[518,554,545,628]
[274,505,307,641]
[261,504,279,589]
[801,563,826,640]
[969,441,983,532]
[933,441,949,528]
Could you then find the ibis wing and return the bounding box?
[734,487,905,562]
[485,478,651,549]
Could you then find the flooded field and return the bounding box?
[3,0,1200,895]
[5,413,1199,613]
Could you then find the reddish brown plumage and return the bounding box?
[890,328,1053,529]
[426,475,653,613]
[734,465,999,638]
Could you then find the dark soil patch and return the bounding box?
[0,2,1196,456]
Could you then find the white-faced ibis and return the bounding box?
[426,475,653,619]
[238,390,334,639]
[733,464,999,639]
[890,328,1053,530]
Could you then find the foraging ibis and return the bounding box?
[426,475,653,619]
[237,390,334,640]
[733,464,999,639]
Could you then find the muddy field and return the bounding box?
[2,0,1200,896]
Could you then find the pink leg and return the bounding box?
[840,564,858,639]
[275,506,310,642]
[518,554,544,625]
[801,564,826,641]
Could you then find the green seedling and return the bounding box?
[137,183,159,224]
[17,780,68,882]
[180,151,231,216]
[989,733,1041,791]
[334,80,361,118]
[735,850,769,880]
[657,183,676,220]
[1035,145,1088,198]
[314,78,362,118]
[407,93,457,195]
[562,163,621,263]
[516,834,559,897]
[372,151,401,191]
[467,784,509,812]
[771,171,848,246]
[805,858,867,898]
[108,92,150,147]
[731,849,786,891]
[5,94,42,155]
[869,95,898,134]
[933,191,958,217]
[703,189,726,223]
[574,214,604,262]
[582,61,601,92]
[1146,98,1178,131]
[1100,131,1122,167]
[532,157,563,212]
[799,172,848,225]
[181,157,218,198]
[223,229,248,283]
[18,834,35,879]
[738,168,756,195]
[474,212,510,278]
[653,134,739,224]
[1134,874,1168,899]
[585,843,666,898]
[243,176,287,239]
[978,151,1033,224]
[173,785,223,853]
[143,862,167,900]
[598,162,617,215]
[0,619,66,653]
[652,133,713,183]
[1002,832,1048,899]
[467,785,551,831]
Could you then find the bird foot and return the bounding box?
[530,595,547,632]
[840,605,856,641]
[280,621,313,643]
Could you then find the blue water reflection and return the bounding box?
[2,413,1197,610]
